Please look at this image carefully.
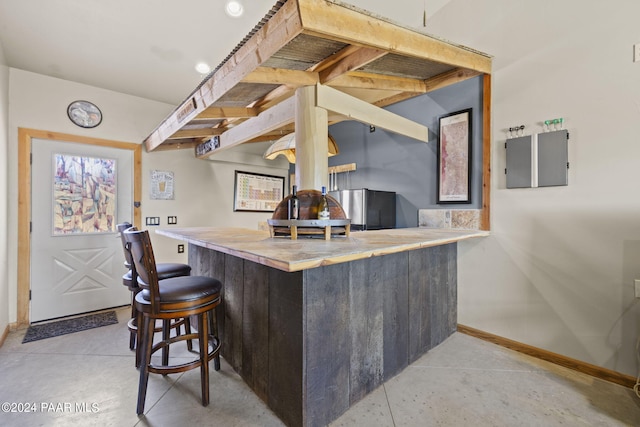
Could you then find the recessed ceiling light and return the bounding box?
[195,62,211,74]
[225,0,244,18]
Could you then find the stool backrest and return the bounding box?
[116,222,134,268]
[123,227,161,312]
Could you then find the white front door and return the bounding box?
[30,138,133,322]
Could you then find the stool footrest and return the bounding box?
[127,316,186,334]
[148,335,221,375]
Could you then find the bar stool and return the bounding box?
[116,223,192,351]
[123,227,222,415]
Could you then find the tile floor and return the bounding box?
[1,306,639,427]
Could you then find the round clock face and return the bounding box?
[67,100,102,128]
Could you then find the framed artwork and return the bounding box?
[234,170,285,212]
[53,153,116,234]
[437,108,472,204]
[150,170,174,200]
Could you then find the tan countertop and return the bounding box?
[156,227,489,272]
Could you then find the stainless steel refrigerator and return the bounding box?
[329,189,396,230]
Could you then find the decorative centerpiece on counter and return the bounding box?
[268,188,350,240]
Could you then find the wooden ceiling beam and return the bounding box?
[424,68,482,92]
[168,128,224,139]
[199,96,296,157]
[144,0,303,152]
[194,107,259,120]
[248,42,369,113]
[297,0,491,74]
[151,141,198,152]
[372,67,483,108]
[238,67,319,113]
[241,39,476,133]
[309,44,363,73]
[318,46,387,84]
[145,0,491,152]
[166,66,481,149]
[242,67,319,87]
[329,71,426,93]
[247,44,363,113]
[241,44,386,127]
[316,84,428,143]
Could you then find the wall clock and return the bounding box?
[67,100,102,128]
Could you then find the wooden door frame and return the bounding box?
[17,128,142,327]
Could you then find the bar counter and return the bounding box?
[156,226,487,427]
[156,226,488,272]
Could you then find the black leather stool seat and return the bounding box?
[137,276,221,305]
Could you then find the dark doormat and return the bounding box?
[22,311,118,344]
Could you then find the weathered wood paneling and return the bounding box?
[242,260,270,401]
[224,254,244,371]
[304,263,351,426]
[189,244,226,343]
[349,258,384,403]
[408,247,431,363]
[268,268,303,427]
[189,241,458,427]
[408,244,457,362]
[428,244,457,348]
[447,244,458,340]
[382,252,409,381]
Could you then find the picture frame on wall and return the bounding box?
[233,170,285,212]
[437,108,472,204]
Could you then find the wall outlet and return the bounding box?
[635,279,640,298]
[634,43,640,63]
[177,244,184,254]
[145,216,160,226]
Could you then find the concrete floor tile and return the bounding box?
[384,335,640,427]
[0,352,172,427]
[141,358,284,426]
[329,385,394,427]
[2,309,640,427]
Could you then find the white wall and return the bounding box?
[425,0,640,377]
[0,38,9,336]
[145,148,288,263]
[6,69,287,324]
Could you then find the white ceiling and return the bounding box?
[0,0,448,106]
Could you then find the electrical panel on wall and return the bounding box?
[506,135,533,188]
[537,130,568,187]
[505,125,569,189]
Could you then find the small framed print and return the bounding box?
[437,108,472,204]
[233,170,284,212]
[150,170,174,200]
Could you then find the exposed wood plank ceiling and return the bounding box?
[144,0,491,158]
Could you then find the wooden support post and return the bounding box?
[294,85,328,191]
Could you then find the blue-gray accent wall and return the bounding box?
[326,76,483,228]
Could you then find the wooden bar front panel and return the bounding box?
[189,242,458,427]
